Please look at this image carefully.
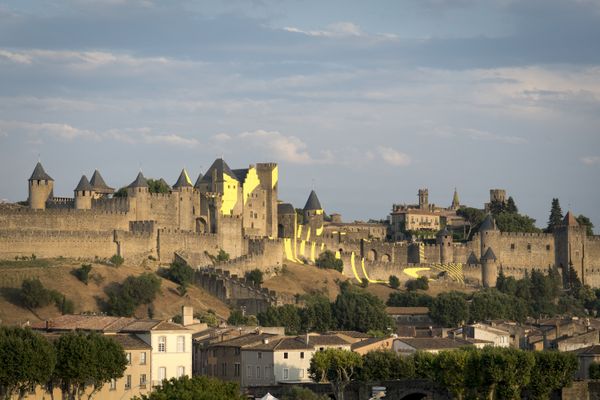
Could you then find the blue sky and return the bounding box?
[0,0,599,231]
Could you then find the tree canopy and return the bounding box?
[309,349,362,400]
[133,376,244,400]
[316,250,343,273]
[545,198,563,233]
[429,291,469,327]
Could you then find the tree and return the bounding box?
[411,351,436,381]
[359,350,414,381]
[495,212,540,233]
[433,350,469,400]
[589,362,600,380]
[165,261,194,287]
[282,386,330,400]
[0,327,56,400]
[52,331,127,400]
[576,214,595,236]
[109,254,124,267]
[457,207,487,239]
[505,197,518,214]
[257,304,302,335]
[245,269,264,286]
[133,376,244,400]
[405,276,429,291]
[20,278,53,309]
[73,264,92,285]
[479,347,534,400]
[387,291,433,307]
[545,198,563,233]
[469,289,528,323]
[215,249,229,263]
[300,294,335,333]
[227,309,250,326]
[333,288,393,332]
[106,273,161,317]
[527,351,578,400]
[147,178,170,194]
[388,275,400,289]
[309,349,362,400]
[429,291,469,327]
[316,250,343,273]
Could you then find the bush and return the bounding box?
[196,310,219,327]
[590,362,600,379]
[387,291,433,307]
[405,276,429,291]
[21,278,53,309]
[360,278,369,288]
[389,275,400,289]
[165,260,194,286]
[216,249,229,263]
[245,269,264,286]
[282,386,330,400]
[73,264,92,285]
[106,273,161,316]
[109,254,124,267]
[227,309,250,326]
[316,250,343,272]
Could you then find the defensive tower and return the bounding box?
[28,162,54,210]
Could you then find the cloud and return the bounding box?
[421,123,527,144]
[105,128,200,147]
[213,133,232,142]
[581,156,600,166]
[283,22,397,40]
[377,147,412,166]
[0,120,98,140]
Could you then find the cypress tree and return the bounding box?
[546,198,563,233]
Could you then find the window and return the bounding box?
[126,352,131,365]
[125,375,131,390]
[256,366,261,378]
[299,369,304,378]
[158,336,166,352]
[234,363,240,377]
[283,369,289,380]
[221,363,227,376]
[177,366,185,378]
[109,379,116,391]
[247,365,252,378]
[284,352,288,359]
[258,352,262,359]
[140,352,147,365]
[546,244,551,251]
[140,374,147,388]
[527,244,532,251]
[177,336,185,352]
[300,352,304,359]
[158,367,166,382]
[510,243,515,250]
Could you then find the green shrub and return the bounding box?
[73,264,92,285]
[316,250,343,272]
[216,249,229,263]
[245,269,264,286]
[165,260,194,286]
[21,278,52,308]
[590,362,600,379]
[389,275,400,289]
[406,276,429,291]
[109,254,124,267]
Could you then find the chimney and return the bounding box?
[263,338,269,344]
[182,306,194,326]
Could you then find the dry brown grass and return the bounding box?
[0,258,230,326]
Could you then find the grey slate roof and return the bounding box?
[278,203,295,215]
[200,158,238,184]
[232,168,249,183]
[173,169,193,188]
[194,173,203,188]
[303,190,322,211]
[89,170,114,193]
[128,172,148,188]
[29,162,53,181]
[75,175,93,192]
[482,247,497,261]
[479,214,497,231]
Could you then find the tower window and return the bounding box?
[546,245,551,251]
[527,244,531,251]
[510,244,515,250]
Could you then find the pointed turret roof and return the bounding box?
[452,188,460,208]
[128,172,148,188]
[90,170,114,193]
[200,158,238,184]
[563,211,579,227]
[173,169,193,189]
[482,247,497,261]
[74,175,93,192]
[303,190,322,211]
[194,173,203,188]
[29,162,53,181]
[479,214,497,232]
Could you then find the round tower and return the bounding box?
[303,190,324,235]
[28,162,54,210]
[127,172,150,220]
[74,175,94,210]
[481,247,498,288]
[479,214,499,261]
[436,227,453,264]
[173,169,194,231]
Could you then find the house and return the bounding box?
[351,337,396,355]
[460,324,511,348]
[386,307,432,326]
[553,329,599,352]
[572,345,600,379]
[31,314,192,389]
[393,337,474,355]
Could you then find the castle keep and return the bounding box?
[1,161,600,289]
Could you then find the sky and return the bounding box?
[0,0,599,231]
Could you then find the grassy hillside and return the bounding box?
[261,262,346,301]
[0,258,231,326]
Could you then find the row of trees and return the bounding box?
[258,285,393,334]
[386,266,597,326]
[310,348,578,400]
[0,327,127,400]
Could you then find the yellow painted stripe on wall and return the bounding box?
[310,242,316,262]
[361,258,385,283]
[350,252,362,282]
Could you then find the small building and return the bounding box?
[393,337,474,355]
[553,329,599,352]
[572,345,600,379]
[351,337,396,355]
[461,323,511,348]
[386,307,432,326]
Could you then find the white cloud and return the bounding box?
[0,120,98,140]
[283,22,397,40]
[377,147,412,167]
[213,133,232,142]
[105,128,200,147]
[581,156,600,166]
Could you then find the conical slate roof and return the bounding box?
[482,247,497,261]
[452,188,460,208]
[194,173,203,188]
[90,170,114,193]
[173,169,193,188]
[200,158,238,184]
[479,214,497,232]
[128,172,148,188]
[74,175,93,192]
[563,211,579,227]
[303,190,322,211]
[29,162,53,181]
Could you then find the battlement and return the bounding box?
[498,231,553,239]
[0,207,128,216]
[0,229,112,240]
[129,220,156,234]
